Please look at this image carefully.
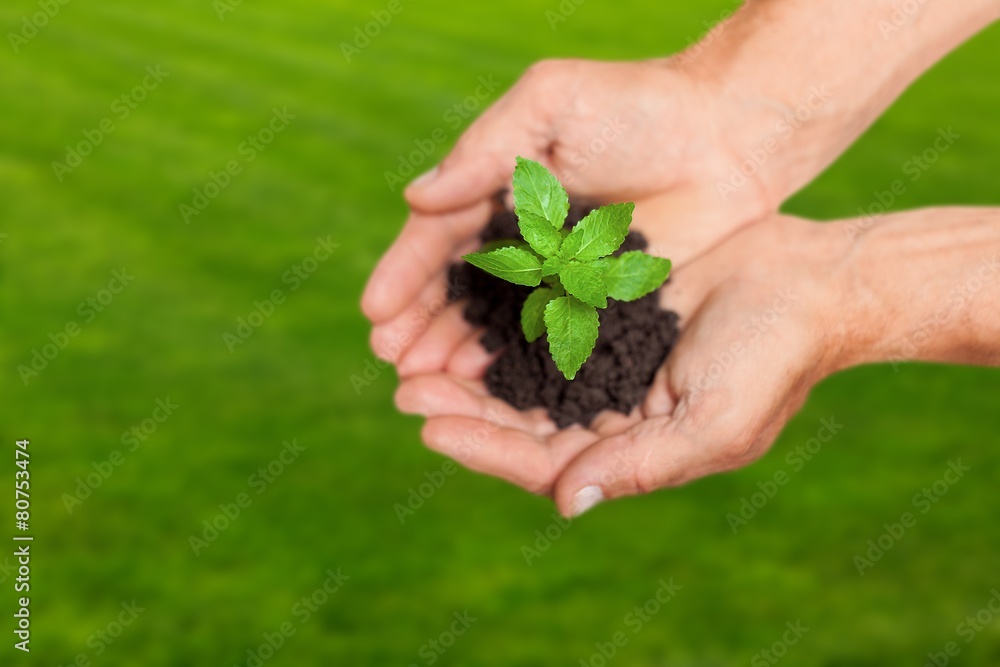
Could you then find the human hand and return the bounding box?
[368,0,1000,517]
[396,204,1000,516]
[393,214,853,516]
[362,58,779,367]
[363,0,999,368]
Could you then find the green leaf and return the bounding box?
[544,296,599,380]
[559,261,608,308]
[559,203,634,261]
[518,211,563,258]
[463,246,542,287]
[477,238,526,253]
[513,157,569,230]
[541,257,565,277]
[602,251,672,301]
[521,287,557,342]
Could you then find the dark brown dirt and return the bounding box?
[447,199,680,428]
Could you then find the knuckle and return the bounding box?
[620,422,672,496]
[369,327,390,359]
[524,58,563,79]
[631,444,670,496]
[633,463,659,496]
[392,384,410,413]
[524,454,559,496]
[604,431,649,496]
[522,58,578,89]
[419,420,444,451]
[527,473,555,497]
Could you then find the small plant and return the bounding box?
[463,157,671,380]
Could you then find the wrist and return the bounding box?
[674,0,1000,205]
[724,216,865,385]
[791,220,864,382]
[829,209,1000,371]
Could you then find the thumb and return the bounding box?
[404,87,554,212]
[404,153,518,212]
[552,414,711,518]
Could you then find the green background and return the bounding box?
[2,0,999,665]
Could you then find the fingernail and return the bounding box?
[571,485,605,517]
[410,166,439,188]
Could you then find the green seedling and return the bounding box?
[463,157,672,380]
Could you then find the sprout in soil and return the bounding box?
[463,157,672,380]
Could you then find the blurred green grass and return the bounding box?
[1,0,999,665]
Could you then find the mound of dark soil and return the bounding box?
[447,200,679,428]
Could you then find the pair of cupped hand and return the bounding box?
[362,60,864,517]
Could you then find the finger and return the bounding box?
[414,370,561,434]
[448,379,559,430]
[445,333,497,379]
[588,407,644,438]
[652,214,805,320]
[369,277,450,362]
[361,201,491,324]
[421,416,598,494]
[655,250,733,325]
[552,408,725,518]
[404,77,554,213]
[553,373,789,517]
[395,374,555,437]
[631,189,762,270]
[642,364,677,419]
[406,153,523,213]
[396,303,476,378]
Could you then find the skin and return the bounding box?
[362,0,1000,516]
[393,210,1000,517]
